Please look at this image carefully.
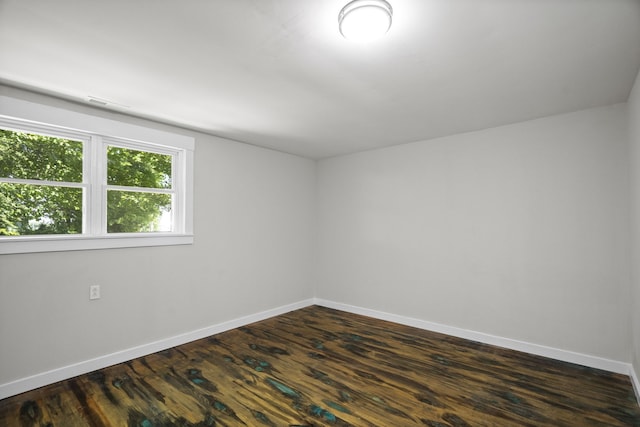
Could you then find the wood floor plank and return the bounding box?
[1,306,639,426]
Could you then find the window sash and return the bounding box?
[100,137,180,235]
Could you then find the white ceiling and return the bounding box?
[1,0,639,159]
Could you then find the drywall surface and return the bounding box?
[317,104,631,361]
[630,69,640,382]
[0,87,316,386]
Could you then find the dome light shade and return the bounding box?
[339,0,393,41]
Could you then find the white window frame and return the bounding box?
[0,96,194,254]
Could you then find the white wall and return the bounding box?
[629,69,640,382]
[0,87,316,387]
[317,104,631,362]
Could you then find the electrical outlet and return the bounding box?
[89,285,100,300]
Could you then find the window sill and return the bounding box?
[0,234,194,255]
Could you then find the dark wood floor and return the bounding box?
[1,306,639,426]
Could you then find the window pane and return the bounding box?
[0,183,82,235]
[107,190,172,233]
[0,128,83,182]
[107,146,172,189]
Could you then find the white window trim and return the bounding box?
[0,96,194,254]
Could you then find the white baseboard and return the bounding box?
[313,299,633,376]
[0,299,315,400]
[631,364,640,406]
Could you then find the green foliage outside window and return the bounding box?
[106,146,173,233]
[0,129,173,236]
[0,182,83,235]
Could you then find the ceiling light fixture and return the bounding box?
[339,0,393,42]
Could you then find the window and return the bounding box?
[106,144,174,233]
[0,128,85,236]
[0,96,194,254]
